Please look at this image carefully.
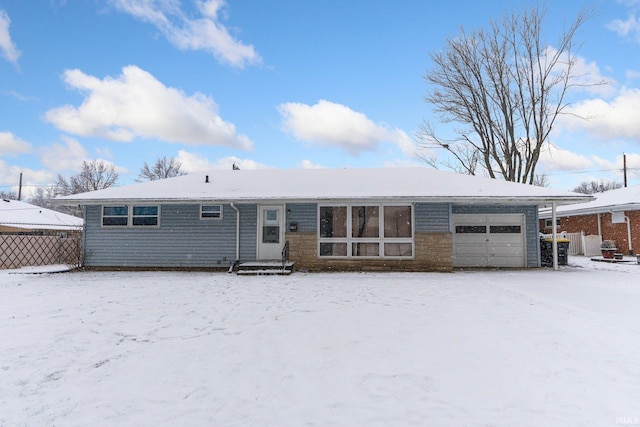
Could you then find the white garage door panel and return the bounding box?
[453,214,526,268]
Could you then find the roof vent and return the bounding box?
[205,175,209,183]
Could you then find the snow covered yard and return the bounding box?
[1,258,640,427]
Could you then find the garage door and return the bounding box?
[452,214,525,268]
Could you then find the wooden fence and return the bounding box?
[0,234,82,270]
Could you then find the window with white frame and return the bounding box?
[102,205,159,227]
[201,205,222,220]
[132,206,159,226]
[102,206,128,226]
[318,204,413,258]
[544,218,561,228]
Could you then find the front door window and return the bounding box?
[262,209,280,244]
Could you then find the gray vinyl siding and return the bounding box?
[452,205,539,267]
[286,203,317,232]
[84,203,257,268]
[414,203,450,232]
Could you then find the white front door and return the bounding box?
[257,205,285,260]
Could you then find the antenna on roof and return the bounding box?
[232,163,240,170]
[205,175,209,183]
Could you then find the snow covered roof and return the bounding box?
[54,167,592,206]
[0,199,83,231]
[539,185,640,218]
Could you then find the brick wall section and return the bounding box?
[285,232,453,272]
[540,210,640,254]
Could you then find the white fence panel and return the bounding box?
[565,232,584,255]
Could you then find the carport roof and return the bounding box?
[539,185,640,218]
[54,167,593,206]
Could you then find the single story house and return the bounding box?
[0,199,83,269]
[0,199,83,234]
[539,185,640,256]
[54,167,591,272]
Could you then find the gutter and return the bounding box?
[626,214,634,255]
[230,202,240,263]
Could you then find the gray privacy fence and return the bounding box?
[0,234,82,270]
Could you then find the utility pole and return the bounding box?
[623,153,628,188]
[18,172,23,201]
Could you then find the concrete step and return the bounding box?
[236,261,295,275]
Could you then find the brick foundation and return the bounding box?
[285,232,453,272]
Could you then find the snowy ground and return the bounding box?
[1,257,640,427]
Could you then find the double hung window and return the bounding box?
[102,206,128,226]
[319,204,413,258]
[201,205,222,220]
[102,205,159,227]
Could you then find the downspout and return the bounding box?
[625,215,633,255]
[552,202,558,271]
[81,205,87,268]
[230,202,240,263]
[597,213,602,239]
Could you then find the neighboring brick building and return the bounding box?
[539,186,640,255]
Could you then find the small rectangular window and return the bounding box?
[352,242,379,257]
[544,219,561,228]
[319,242,348,257]
[455,225,487,234]
[132,205,159,227]
[490,225,521,234]
[102,206,128,227]
[384,243,413,257]
[201,205,222,220]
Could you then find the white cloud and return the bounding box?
[44,65,253,150]
[0,132,31,156]
[278,100,416,157]
[177,150,267,172]
[298,159,325,169]
[39,136,89,171]
[625,69,640,81]
[608,13,640,41]
[0,160,53,193]
[537,144,593,171]
[561,87,640,142]
[111,0,260,68]
[543,47,615,97]
[0,10,20,64]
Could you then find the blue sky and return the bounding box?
[1,0,640,194]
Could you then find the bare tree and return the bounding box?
[136,156,186,182]
[56,160,119,196]
[28,186,57,209]
[418,5,596,184]
[572,180,622,194]
[532,173,550,188]
[0,190,18,200]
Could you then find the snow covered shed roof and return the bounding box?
[54,167,592,206]
[0,199,83,231]
[539,185,640,218]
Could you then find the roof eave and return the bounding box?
[540,202,640,218]
[52,195,593,206]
